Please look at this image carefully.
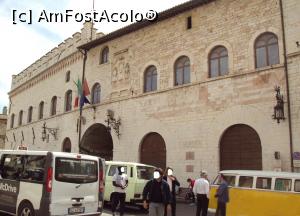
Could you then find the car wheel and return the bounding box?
[18,202,35,216]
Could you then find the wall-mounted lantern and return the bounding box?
[105,109,121,138]
[41,122,58,141]
[272,86,285,124]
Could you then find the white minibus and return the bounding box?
[104,161,155,206]
[0,150,105,216]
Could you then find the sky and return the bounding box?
[0,0,188,113]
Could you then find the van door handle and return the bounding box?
[72,197,84,202]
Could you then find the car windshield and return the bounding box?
[55,157,97,184]
[137,166,155,180]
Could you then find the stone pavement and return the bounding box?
[101,203,214,216]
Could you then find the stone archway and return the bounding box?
[220,124,262,170]
[140,132,166,169]
[62,137,71,152]
[80,123,113,160]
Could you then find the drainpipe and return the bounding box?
[78,49,88,149]
[279,0,294,172]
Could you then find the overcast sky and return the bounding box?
[0,0,188,112]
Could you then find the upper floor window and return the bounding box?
[18,110,23,126]
[255,32,279,68]
[51,96,57,116]
[10,114,15,128]
[38,101,44,120]
[28,106,33,123]
[174,56,190,86]
[101,47,109,64]
[65,71,71,82]
[91,83,101,104]
[65,90,72,112]
[144,66,157,93]
[209,46,228,78]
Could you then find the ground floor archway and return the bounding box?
[220,124,262,170]
[80,123,113,160]
[140,132,166,169]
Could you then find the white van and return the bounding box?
[0,149,105,216]
[104,161,155,206]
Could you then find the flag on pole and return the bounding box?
[74,78,82,108]
[74,78,90,108]
[80,78,90,108]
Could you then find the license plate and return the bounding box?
[68,207,85,215]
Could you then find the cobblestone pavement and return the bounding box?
[101,202,214,216]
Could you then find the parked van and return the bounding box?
[0,149,105,216]
[104,161,155,205]
[208,170,300,216]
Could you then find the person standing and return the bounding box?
[143,168,172,216]
[193,171,210,216]
[112,166,128,216]
[163,167,180,216]
[215,174,229,216]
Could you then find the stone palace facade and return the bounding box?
[5,0,300,181]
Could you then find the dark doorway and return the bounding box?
[140,132,166,169]
[80,123,113,160]
[220,124,262,170]
[62,137,71,152]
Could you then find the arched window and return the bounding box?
[18,110,23,126]
[209,46,229,78]
[28,106,33,123]
[38,101,44,120]
[65,71,71,82]
[91,83,101,104]
[100,46,109,64]
[50,96,57,116]
[65,90,72,112]
[174,56,190,86]
[255,33,279,68]
[62,137,72,153]
[144,66,157,92]
[10,113,15,128]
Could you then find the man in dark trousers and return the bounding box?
[193,171,210,216]
[143,168,172,216]
[163,167,180,216]
[215,174,229,216]
[112,166,128,216]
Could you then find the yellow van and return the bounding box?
[208,170,300,216]
[104,161,155,206]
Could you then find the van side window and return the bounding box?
[214,175,236,186]
[2,154,23,180]
[294,180,300,192]
[274,178,292,191]
[256,177,272,190]
[108,165,127,176]
[21,155,46,183]
[238,176,253,188]
[137,166,155,180]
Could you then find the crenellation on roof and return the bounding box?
[11,22,101,92]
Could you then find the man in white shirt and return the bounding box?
[112,166,128,216]
[193,171,210,216]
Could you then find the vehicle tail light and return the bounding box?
[46,167,53,193]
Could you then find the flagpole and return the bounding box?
[78,49,87,151]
